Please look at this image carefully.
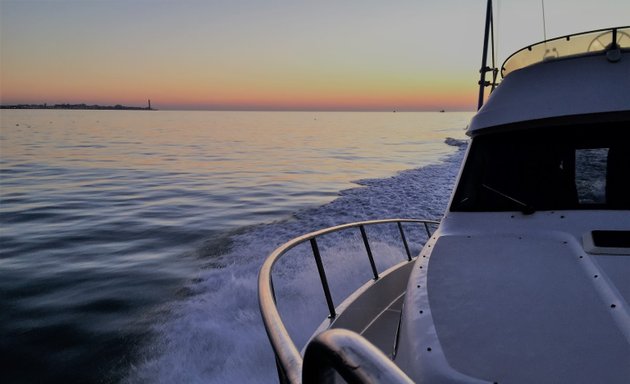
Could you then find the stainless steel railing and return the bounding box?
[302,328,414,384]
[258,218,439,383]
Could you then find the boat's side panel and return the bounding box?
[310,260,415,356]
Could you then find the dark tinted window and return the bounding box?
[451,124,629,212]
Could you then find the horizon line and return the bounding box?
[0,106,475,113]
[0,102,476,113]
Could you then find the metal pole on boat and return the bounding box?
[359,225,380,280]
[397,222,412,261]
[310,238,337,318]
[478,0,493,110]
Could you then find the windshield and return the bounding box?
[451,121,630,212]
[502,26,630,77]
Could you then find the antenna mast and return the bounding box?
[542,0,548,41]
[477,0,495,110]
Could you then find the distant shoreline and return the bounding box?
[0,104,476,112]
[0,103,155,111]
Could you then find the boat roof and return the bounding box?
[469,27,630,134]
[502,26,630,77]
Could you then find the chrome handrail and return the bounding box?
[302,328,414,384]
[258,218,439,383]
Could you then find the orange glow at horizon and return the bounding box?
[1,63,475,111]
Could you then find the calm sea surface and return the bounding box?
[0,110,471,383]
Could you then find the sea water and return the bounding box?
[0,110,471,383]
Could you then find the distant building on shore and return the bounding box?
[0,101,156,111]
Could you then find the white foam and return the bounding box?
[125,143,466,383]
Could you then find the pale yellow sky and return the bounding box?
[1,0,629,110]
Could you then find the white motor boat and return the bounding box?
[259,2,630,382]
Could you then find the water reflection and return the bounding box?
[0,110,471,383]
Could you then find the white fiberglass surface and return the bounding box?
[425,234,629,383]
[396,210,630,384]
[469,52,630,132]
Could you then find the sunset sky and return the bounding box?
[1,0,629,111]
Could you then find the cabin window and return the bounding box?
[451,123,629,212]
[575,148,608,204]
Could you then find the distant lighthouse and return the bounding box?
[147,99,152,110]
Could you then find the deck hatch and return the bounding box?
[592,231,630,248]
[584,230,630,255]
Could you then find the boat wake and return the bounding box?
[125,140,467,384]
[444,136,468,148]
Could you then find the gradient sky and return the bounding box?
[1,0,629,111]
